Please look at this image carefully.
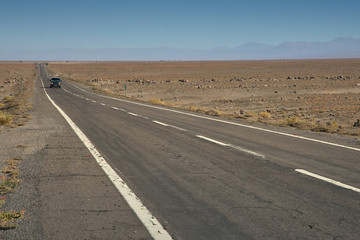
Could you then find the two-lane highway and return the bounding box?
[39,64,359,239]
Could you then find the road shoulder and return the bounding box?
[0,73,152,239]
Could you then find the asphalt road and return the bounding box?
[39,64,359,240]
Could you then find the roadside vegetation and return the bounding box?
[0,157,25,230]
[0,89,33,128]
[0,63,36,230]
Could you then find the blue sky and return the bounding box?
[1,0,359,50]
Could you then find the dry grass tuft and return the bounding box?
[0,156,24,230]
[148,99,174,107]
[0,210,25,230]
[188,106,207,113]
[205,109,223,116]
[279,116,317,130]
[0,158,21,194]
[259,112,272,118]
[0,111,13,125]
[244,112,258,118]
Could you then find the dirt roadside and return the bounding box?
[0,65,152,239]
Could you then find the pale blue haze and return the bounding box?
[1,0,359,59]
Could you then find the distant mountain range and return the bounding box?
[1,37,360,61]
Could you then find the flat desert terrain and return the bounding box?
[0,62,36,127]
[47,59,360,139]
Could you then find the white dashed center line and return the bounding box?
[196,135,265,158]
[153,121,187,132]
[295,169,360,193]
[128,112,139,117]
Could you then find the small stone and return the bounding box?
[354,119,360,127]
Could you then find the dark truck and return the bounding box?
[49,77,62,88]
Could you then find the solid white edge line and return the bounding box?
[295,169,360,193]
[69,83,360,153]
[39,70,172,240]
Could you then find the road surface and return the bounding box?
[38,64,359,239]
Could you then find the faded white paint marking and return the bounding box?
[153,121,169,127]
[100,103,106,106]
[128,112,139,117]
[169,125,187,132]
[295,169,360,193]
[112,106,119,110]
[40,73,172,240]
[196,135,265,158]
[153,121,187,132]
[227,144,266,158]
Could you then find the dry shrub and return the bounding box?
[188,106,207,113]
[2,159,19,178]
[0,210,25,230]
[259,112,271,118]
[0,111,13,125]
[326,121,339,133]
[148,99,173,107]
[244,112,257,118]
[205,109,223,116]
[280,116,316,130]
[2,96,14,102]
[313,121,339,133]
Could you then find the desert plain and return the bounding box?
[1,59,360,139]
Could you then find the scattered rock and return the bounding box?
[179,79,188,83]
[91,78,102,82]
[354,119,360,127]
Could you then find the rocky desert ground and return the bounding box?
[0,62,35,128]
[45,59,360,139]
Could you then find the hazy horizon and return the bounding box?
[1,0,360,60]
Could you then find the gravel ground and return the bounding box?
[0,75,62,239]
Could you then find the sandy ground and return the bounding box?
[46,59,360,139]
